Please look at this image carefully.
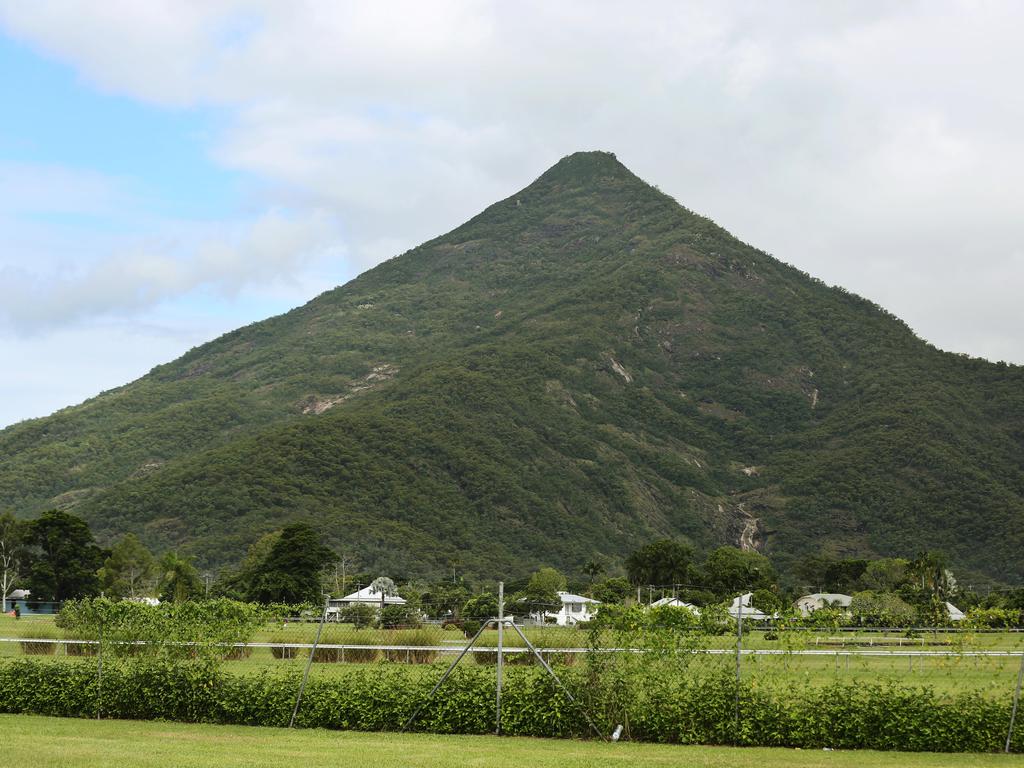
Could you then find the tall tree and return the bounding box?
[250,522,335,604]
[0,512,28,612]
[701,546,777,597]
[24,510,104,602]
[217,531,282,599]
[582,558,606,596]
[625,539,695,587]
[860,558,910,592]
[517,567,566,619]
[909,551,956,601]
[158,551,203,603]
[99,533,156,598]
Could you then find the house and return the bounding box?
[945,602,966,622]
[795,593,853,616]
[327,585,406,617]
[649,596,701,615]
[3,589,29,614]
[545,591,599,626]
[127,596,160,607]
[728,592,772,621]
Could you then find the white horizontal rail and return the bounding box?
[2,636,1023,658]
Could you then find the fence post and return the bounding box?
[289,595,329,729]
[496,581,504,735]
[96,615,103,720]
[1007,652,1024,753]
[734,597,743,744]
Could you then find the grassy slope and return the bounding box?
[3,715,1022,767]
[1,151,1022,580]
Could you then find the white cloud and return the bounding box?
[1,0,1023,370]
[0,203,344,332]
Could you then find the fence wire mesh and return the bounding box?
[1,595,1023,751]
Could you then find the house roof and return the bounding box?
[335,585,406,605]
[796,593,853,607]
[945,602,966,620]
[556,591,599,604]
[728,592,771,620]
[650,596,700,611]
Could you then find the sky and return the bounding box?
[1,1,1022,428]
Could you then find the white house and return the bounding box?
[728,592,772,621]
[945,602,966,622]
[545,591,599,626]
[649,596,701,615]
[795,593,853,616]
[127,596,160,607]
[328,585,406,617]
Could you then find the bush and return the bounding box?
[339,604,377,629]
[0,657,1019,752]
[63,640,99,657]
[18,623,57,656]
[223,645,253,661]
[383,629,439,663]
[312,647,342,663]
[340,647,380,664]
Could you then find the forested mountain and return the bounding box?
[2,151,1022,583]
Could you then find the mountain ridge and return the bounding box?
[2,151,1022,584]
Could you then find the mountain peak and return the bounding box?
[534,150,639,187]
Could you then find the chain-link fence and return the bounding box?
[1,593,1022,751]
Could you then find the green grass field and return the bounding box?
[2,714,1022,767]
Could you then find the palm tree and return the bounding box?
[582,559,606,596]
[158,551,202,603]
[370,576,397,614]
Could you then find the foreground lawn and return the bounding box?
[3,715,1022,767]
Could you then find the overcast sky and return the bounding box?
[1,1,1022,428]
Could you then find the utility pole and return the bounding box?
[496,581,504,735]
[203,572,211,599]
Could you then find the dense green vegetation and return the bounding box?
[0,656,1021,752]
[0,151,1022,583]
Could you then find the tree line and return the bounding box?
[0,511,335,610]
[3,510,1022,627]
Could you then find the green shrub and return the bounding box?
[0,657,1019,752]
[339,646,380,663]
[268,633,304,660]
[383,629,439,663]
[18,623,57,655]
[63,639,99,657]
[223,645,253,661]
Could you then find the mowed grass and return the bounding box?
[3,714,1023,768]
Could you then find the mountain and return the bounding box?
[2,151,1023,583]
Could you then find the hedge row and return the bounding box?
[0,659,1019,753]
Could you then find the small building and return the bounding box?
[728,592,772,621]
[126,596,160,607]
[328,585,406,617]
[649,596,701,615]
[945,602,966,622]
[546,591,599,626]
[795,593,853,617]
